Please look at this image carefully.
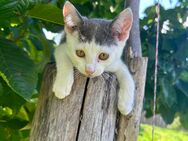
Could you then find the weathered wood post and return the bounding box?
[30,61,147,141]
[116,0,148,141]
[30,64,119,141]
[30,0,148,140]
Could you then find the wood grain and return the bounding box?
[30,65,118,141]
[30,64,87,141]
[77,73,118,141]
[116,57,148,141]
[30,57,147,141]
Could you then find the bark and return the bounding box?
[116,57,148,141]
[30,64,118,141]
[117,0,148,141]
[125,0,142,57]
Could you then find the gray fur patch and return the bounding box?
[78,18,117,46]
[60,34,66,44]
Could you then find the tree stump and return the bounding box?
[30,57,147,141]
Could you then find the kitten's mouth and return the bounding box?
[85,74,95,78]
[83,73,99,78]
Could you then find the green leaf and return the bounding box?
[27,4,64,25]
[180,112,188,129]
[0,118,28,129]
[0,37,38,100]
[176,80,188,97]
[16,0,43,14]
[0,0,18,16]
[0,82,3,96]
[178,70,188,82]
[0,126,10,141]
[174,39,188,61]
[160,78,177,108]
[0,78,25,113]
[0,0,43,25]
[159,104,176,124]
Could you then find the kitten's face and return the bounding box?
[63,1,133,77]
[66,34,124,77]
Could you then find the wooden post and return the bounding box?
[116,57,148,141]
[30,64,119,141]
[30,57,147,141]
[115,0,149,141]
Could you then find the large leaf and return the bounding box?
[159,104,176,124]
[16,0,43,14]
[174,40,188,61]
[0,77,25,113]
[0,0,42,18]
[0,0,43,26]
[160,78,177,108]
[0,37,38,100]
[27,4,64,25]
[0,0,18,19]
[180,112,188,129]
[0,118,28,129]
[176,80,188,97]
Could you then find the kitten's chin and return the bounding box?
[75,67,103,78]
[83,73,102,78]
[79,71,103,78]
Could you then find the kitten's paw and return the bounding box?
[118,101,133,115]
[118,89,134,115]
[53,85,71,99]
[53,77,73,99]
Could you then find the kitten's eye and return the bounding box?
[98,53,109,60]
[76,50,85,57]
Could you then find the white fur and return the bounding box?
[53,2,134,115]
[53,31,135,115]
[106,60,135,115]
[53,46,74,99]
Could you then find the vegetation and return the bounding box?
[141,1,188,125]
[0,0,187,140]
[138,124,188,141]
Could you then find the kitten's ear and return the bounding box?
[111,8,133,41]
[63,1,82,32]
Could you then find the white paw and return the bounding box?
[118,88,134,115]
[53,77,73,99]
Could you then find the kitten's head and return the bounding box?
[62,1,133,77]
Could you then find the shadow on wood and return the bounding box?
[30,57,147,141]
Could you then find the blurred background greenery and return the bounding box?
[0,0,188,140]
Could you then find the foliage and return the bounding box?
[0,37,38,100]
[0,0,188,140]
[0,0,53,140]
[0,0,125,140]
[138,124,188,141]
[141,1,188,125]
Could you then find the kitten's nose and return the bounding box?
[85,64,95,75]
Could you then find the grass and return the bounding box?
[138,124,188,141]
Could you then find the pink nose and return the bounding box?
[85,65,95,75]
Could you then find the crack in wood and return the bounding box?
[76,78,90,141]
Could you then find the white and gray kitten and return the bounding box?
[53,1,135,115]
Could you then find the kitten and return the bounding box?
[53,1,135,115]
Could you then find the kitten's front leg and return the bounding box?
[53,46,74,99]
[108,60,135,115]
